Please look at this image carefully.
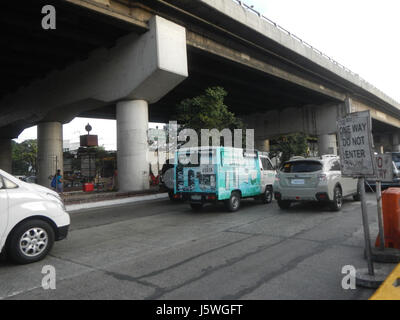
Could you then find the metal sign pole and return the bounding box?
[376,180,385,251]
[360,176,375,276]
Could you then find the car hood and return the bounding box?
[22,182,59,198]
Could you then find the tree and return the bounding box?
[175,87,245,147]
[12,139,38,175]
[269,133,309,164]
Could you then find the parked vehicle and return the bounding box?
[174,147,276,212]
[366,152,400,190]
[0,169,70,264]
[273,155,360,211]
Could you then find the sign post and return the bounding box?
[374,154,393,251]
[337,111,385,287]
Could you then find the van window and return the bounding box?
[281,161,323,173]
[261,157,274,170]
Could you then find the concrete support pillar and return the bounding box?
[393,133,400,152]
[117,100,149,192]
[37,122,63,188]
[256,139,270,152]
[318,134,337,156]
[0,139,12,173]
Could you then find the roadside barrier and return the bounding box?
[375,188,400,249]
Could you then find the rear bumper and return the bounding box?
[56,225,69,241]
[274,186,331,201]
[177,192,218,204]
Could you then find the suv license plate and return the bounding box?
[291,179,305,185]
[191,195,202,201]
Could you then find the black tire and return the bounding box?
[261,186,273,204]
[225,191,241,212]
[190,203,203,212]
[277,200,291,210]
[353,179,361,201]
[7,219,55,265]
[330,186,343,211]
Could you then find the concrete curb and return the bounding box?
[66,193,169,212]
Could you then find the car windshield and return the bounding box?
[281,161,323,173]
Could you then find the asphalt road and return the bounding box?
[0,193,396,300]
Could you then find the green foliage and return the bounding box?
[12,139,38,175]
[176,87,245,145]
[270,133,309,164]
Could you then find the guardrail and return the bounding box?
[231,0,395,103]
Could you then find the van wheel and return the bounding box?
[225,191,241,212]
[190,203,203,211]
[261,186,273,204]
[277,200,291,210]
[330,186,343,211]
[7,220,55,265]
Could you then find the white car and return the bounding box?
[0,169,70,264]
[273,155,360,211]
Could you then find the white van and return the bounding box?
[0,169,70,264]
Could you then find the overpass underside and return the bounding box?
[1,0,400,189]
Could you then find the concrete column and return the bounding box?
[0,139,12,173]
[318,134,337,156]
[256,139,270,152]
[393,133,400,152]
[37,122,63,188]
[117,100,149,192]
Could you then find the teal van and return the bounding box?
[174,147,276,212]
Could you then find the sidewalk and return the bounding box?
[63,188,169,212]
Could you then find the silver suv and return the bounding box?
[273,155,360,211]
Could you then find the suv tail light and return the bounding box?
[318,174,327,182]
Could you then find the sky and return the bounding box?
[16,0,400,149]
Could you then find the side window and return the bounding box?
[330,160,341,171]
[3,177,18,189]
[265,159,274,171]
[0,177,4,189]
[260,157,274,171]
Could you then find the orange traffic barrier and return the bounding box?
[376,188,400,249]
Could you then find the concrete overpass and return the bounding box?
[1,0,399,191]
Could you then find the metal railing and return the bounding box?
[231,0,394,101]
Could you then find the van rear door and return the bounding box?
[259,156,275,191]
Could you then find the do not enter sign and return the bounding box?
[337,111,376,177]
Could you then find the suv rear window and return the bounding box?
[281,161,323,173]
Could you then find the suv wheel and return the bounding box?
[277,200,291,210]
[261,186,273,204]
[353,179,361,201]
[225,191,241,212]
[7,220,55,264]
[330,186,343,211]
